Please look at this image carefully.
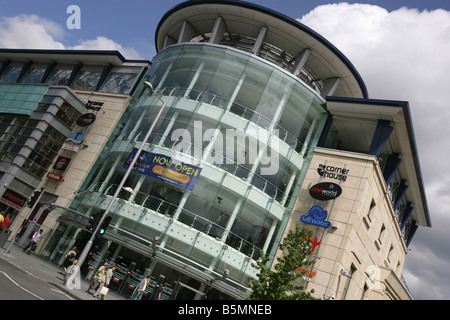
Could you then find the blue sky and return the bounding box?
[1,0,449,59]
[1,0,450,300]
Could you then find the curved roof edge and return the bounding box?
[156,0,368,99]
[326,96,431,228]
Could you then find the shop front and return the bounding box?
[44,221,235,300]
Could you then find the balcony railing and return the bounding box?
[159,86,307,153]
[88,183,263,261]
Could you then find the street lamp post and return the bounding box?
[68,81,166,283]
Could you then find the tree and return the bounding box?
[248,225,317,300]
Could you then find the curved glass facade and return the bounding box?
[60,43,327,298]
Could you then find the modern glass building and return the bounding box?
[25,0,429,300]
[0,49,150,263]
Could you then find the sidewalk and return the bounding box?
[0,242,125,300]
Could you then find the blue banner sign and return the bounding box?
[300,206,331,228]
[123,149,202,191]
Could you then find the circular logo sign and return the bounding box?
[309,182,342,201]
[76,113,96,126]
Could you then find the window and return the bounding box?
[388,244,394,263]
[361,283,369,300]
[71,69,102,91]
[55,101,81,127]
[341,264,356,300]
[46,66,73,86]
[363,198,376,229]
[378,224,386,243]
[0,118,38,162]
[0,64,22,82]
[99,72,137,94]
[367,199,376,222]
[22,126,66,177]
[20,66,47,83]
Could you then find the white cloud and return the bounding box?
[0,14,142,59]
[0,14,65,49]
[69,36,142,60]
[299,3,450,300]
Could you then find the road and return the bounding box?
[0,257,74,300]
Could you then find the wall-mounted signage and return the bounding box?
[308,235,321,252]
[300,206,331,228]
[61,143,79,152]
[47,172,64,181]
[53,156,71,171]
[317,164,349,182]
[123,148,202,191]
[76,113,96,126]
[295,268,316,281]
[0,189,27,210]
[65,130,85,144]
[86,100,103,111]
[309,182,342,201]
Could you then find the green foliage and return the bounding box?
[248,225,318,300]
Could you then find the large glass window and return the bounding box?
[55,101,82,126]
[46,65,73,86]
[72,68,102,91]
[22,126,66,177]
[99,72,138,95]
[79,43,328,269]
[0,64,22,83]
[20,65,47,83]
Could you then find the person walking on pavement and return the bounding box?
[1,214,11,229]
[59,247,77,275]
[23,229,43,254]
[154,284,166,300]
[129,275,151,300]
[94,264,118,300]
[86,261,107,295]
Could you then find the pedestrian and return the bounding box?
[94,264,118,300]
[59,247,77,275]
[23,229,43,254]
[1,214,11,229]
[86,261,107,295]
[129,275,151,300]
[154,284,166,300]
[0,212,4,226]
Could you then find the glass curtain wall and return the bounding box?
[73,44,326,285]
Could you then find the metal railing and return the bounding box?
[88,183,264,261]
[159,86,308,153]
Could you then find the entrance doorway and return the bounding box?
[46,224,236,300]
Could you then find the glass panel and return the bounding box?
[72,69,102,91]
[255,68,293,123]
[20,66,47,83]
[99,72,137,94]
[47,67,72,86]
[22,126,66,177]
[162,46,202,92]
[235,58,270,112]
[0,65,22,82]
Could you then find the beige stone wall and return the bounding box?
[48,91,131,208]
[281,148,409,300]
[16,92,131,251]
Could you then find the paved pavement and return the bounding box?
[0,242,125,300]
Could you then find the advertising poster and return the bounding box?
[123,148,202,191]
